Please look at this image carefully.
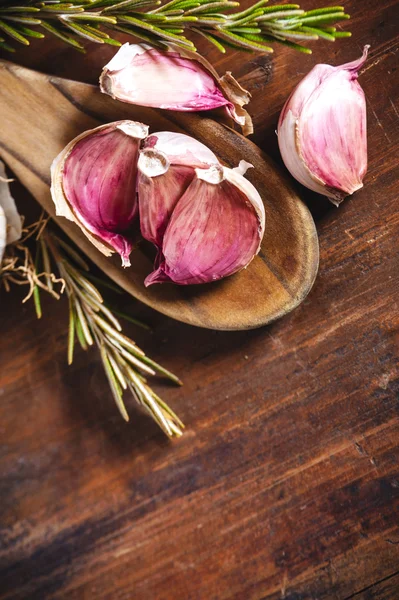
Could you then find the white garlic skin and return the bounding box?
[0,205,6,265]
[0,160,22,264]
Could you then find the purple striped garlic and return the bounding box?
[51,121,148,266]
[144,162,265,286]
[51,122,266,286]
[138,131,219,248]
[100,44,253,135]
[278,46,369,206]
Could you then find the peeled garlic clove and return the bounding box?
[0,160,22,246]
[51,120,148,266]
[278,46,369,206]
[100,44,253,135]
[138,132,219,247]
[145,163,265,286]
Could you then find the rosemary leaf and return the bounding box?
[84,272,123,293]
[138,354,183,385]
[74,298,94,345]
[40,20,85,49]
[192,27,226,52]
[0,6,41,13]
[106,306,151,331]
[61,19,106,41]
[67,300,75,365]
[303,6,344,17]
[0,40,16,51]
[75,315,88,350]
[117,345,157,376]
[301,25,335,41]
[218,28,273,51]
[56,237,90,270]
[12,24,45,37]
[3,16,42,24]
[33,285,42,318]
[40,237,53,292]
[100,343,130,421]
[0,18,29,44]
[107,350,128,390]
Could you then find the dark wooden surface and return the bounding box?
[0,0,398,598]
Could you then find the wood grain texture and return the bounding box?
[0,0,398,599]
[0,61,319,331]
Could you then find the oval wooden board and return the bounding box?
[0,60,319,331]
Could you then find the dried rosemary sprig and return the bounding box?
[1,217,184,438]
[0,1,351,54]
[0,211,63,308]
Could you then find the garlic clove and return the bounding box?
[138,148,196,249]
[278,46,369,205]
[51,120,148,266]
[145,163,265,286]
[100,43,253,135]
[0,160,22,246]
[138,132,219,247]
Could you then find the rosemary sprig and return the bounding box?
[45,232,184,437]
[1,218,184,438]
[0,1,351,54]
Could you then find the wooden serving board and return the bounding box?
[0,60,319,330]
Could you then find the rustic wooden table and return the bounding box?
[1,1,398,598]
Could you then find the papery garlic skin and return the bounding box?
[0,205,6,264]
[145,163,265,286]
[51,120,148,266]
[143,131,219,168]
[0,160,22,264]
[0,160,22,246]
[278,46,369,206]
[138,132,219,247]
[100,44,253,135]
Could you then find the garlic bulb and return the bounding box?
[100,44,253,135]
[51,122,266,286]
[145,162,265,286]
[278,46,369,206]
[0,160,22,264]
[138,132,218,247]
[51,121,148,266]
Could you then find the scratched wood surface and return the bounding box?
[0,0,398,599]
